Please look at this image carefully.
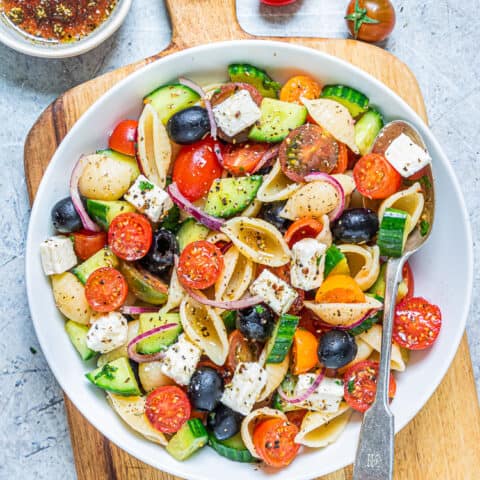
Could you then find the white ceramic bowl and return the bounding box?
[26,40,473,480]
[0,0,132,58]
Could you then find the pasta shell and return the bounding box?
[294,402,351,448]
[107,393,167,446]
[338,337,373,374]
[97,320,139,367]
[256,352,290,402]
[137,104,172,188]
[378,182,424,235]
[332,173,356,197]
[138,361,174,393]
[180,296,228,365]
[338,244,380,291]
[221,217,291,267]
[256,160,301,202]
[159,268,184,316]
[206,232,229,244]
[316,214,333,248]
[303,295,383,327]
[215,246,254,302]
[241,199,263,217]
[241,407,287,458]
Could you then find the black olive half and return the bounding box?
[166,106,210,144]
[188,367,224,412]
[207,404,243,441]
[259,201,292,234]
[236,303,275,342]
[51,197,82,233]
[332,208,379,244]
[140,228,178,276]
[318,330,358,369]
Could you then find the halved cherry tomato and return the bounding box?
[284,217,324,248]
[85,267,128,312]
[402,262,414,298]
[279,124,339,182]
[343,360,396,413]
[253,418,300,467]
[330,142,349,174]
[315,274,365,303]
[222,143,269,176]
[279,75,322,104]
[172,137,223,202]
[285,410,308,429]
[225,330,261,373]
[177,240,224,290]
[145,386,191,434]
[292,328,319,374]
[108,119,138,156]
[210,82,263,107]
[108,212,152,261]
[71,230,106,261]
[393,297,441,350]
[408,166,429,182]
[353,153,401,199]
[298,307,332,336]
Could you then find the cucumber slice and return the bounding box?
[321,85,369,118]
[221,310,237,333]
[65,320,95,361]
[377,208,409,257]
[136,313,182,354]
[97,149,140,181]
[354,109,384,155]
[176,218,210,251]
[166,418,208,461]
[248,98,307,143]
[120,262,168,305]
[144,84,201,125]
[86,199,135,230]
[86,357,141,396]
[228,63,281,99]
[324,245,350,277]
[209,432,256,463]
[72,247,118,284]
[272,374,299,412]
[265,314,299,364]
[204,176,263,218]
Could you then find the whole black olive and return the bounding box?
[332,208,379,244]
[51,197,82,233]
[207,404,243,441]
[140,228,178,276]
[318,330,358,369]
[259,201,292,233]
[236,304,275,342]
[166,106,210,144]
[188,367,224,412]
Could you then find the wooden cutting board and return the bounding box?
[24,1,480,479]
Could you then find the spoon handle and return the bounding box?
[353,257,405,480]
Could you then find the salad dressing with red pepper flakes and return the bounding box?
[0,0,117,42]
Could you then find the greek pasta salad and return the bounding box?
[40,64,441,468]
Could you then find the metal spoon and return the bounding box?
[353,120,435,480]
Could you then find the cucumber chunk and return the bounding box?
[354,109,384,155]
[65,320,95,361]
[377,208,409,257]
[120,262,168,305]
[166,418,208,461]
[272,374,300,412]
[86,199,135,230]
[321,85,369,118]
[265,314,299,364]
[86,357,141,396]
[228,63,281,98]
[176,218,210,251]
[248,98,307,143]
[72,247,118,284]
[144,84,200,125]
[136,312,182,354]
[208,432,256,463]
[324,245,350,277]
[204,176,263,218]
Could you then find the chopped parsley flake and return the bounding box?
[255,305,265,314]
[139,180,154,191]
[347,379,355,394]
[420,220,430,236]
[95,364,118,381]
[29,346,37,354]
[419,175,432,189]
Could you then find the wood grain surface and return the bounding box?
[24,0,480,479]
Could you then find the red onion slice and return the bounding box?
[252,145,280,174]
[127,323,178,363]
[167,182,225,231]
[120,306,159,315]
[304,172,345,221]
[184,285,263,310]
[277,368,326,404]
[69,156,101,232]
[312,308,380,332]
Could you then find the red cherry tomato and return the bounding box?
[85,267,128,312]
[109,120,138,156]
[393,297,442,350]
[402,262,415,298]
[283,217,324,248]
[222,143,270,176]
[108,212,152,261]
[225,330,261,373]
[172,137,223,202]
[71,230,107,261]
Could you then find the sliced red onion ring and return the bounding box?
[184,285,263,310]
[69,155,101,232]
[304,172,345,221]
[252,145,280,174]
[120,306,159,315]
[277,368,326,404]
[127,323,178,363]
[167,182,225,231]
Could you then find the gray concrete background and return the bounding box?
[0,0,478,478]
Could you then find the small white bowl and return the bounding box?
[0,0,132,58]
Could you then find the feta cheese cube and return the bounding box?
[213,89,261,138]
[161,334,201,386]
[86,312,128,354]
[290,238,327,291]
[124,175,173,222]
[221,362,267,415]
[40,235,77,275]
[250,269,298,315]
[385,133,432,178]
[293,375,344,413]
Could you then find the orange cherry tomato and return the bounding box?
[71,230,107,261]
[253,418,300,467]
[85,267,128,312]
[330,142,349,174]
[108,119,138,156]
[222,143,269,176]
[292,329,319,375]
[284,217,324,248]
[315,274,365,303]
[280,75,322,104]
[225,330,261,373]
